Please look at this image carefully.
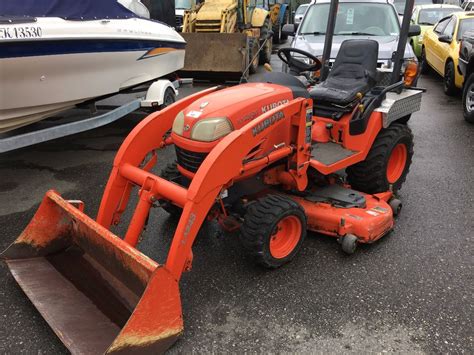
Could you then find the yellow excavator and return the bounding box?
[180,0,273,79]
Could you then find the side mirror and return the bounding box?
[282,23,296,36]
[438,34,452,44]
[408,24,421,37]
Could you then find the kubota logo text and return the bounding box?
[261,99,289,113]
[252,111,285,136]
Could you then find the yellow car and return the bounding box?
[421,11,474,96]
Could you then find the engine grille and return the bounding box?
[175,146,208,173]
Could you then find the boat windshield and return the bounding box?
[0,0,138,20]
[300,3,400,37]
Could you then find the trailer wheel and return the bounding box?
[240,195,306,268]
[260,18,273,64]
[159,162,183,217]
[160,88,176,110]
[346,123,414,194]
[248,37,260,74]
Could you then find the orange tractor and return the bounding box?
[2,0,423,353]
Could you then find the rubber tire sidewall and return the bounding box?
[346,123,414,194]
[240,195,307,268]
[462,73,474,123]
[444,61,458,96]
[160,87,176,110]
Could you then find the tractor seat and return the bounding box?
[310,39,379,107]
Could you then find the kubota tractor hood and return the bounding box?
[176,83,294,140]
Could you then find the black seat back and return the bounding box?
[329,39,379,83]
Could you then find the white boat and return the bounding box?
[0,0,186,133]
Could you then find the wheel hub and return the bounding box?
[386,143,408,184]
[269,215,302,259]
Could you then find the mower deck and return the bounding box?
[289,185,394,244]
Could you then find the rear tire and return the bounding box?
[260,18,273,64]
[420,47,430,75]
[462,73,474,123]
[346,123,414,194]
[444,61,458,96]
[240,195,306,268]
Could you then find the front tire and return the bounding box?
[346,123,414,194]
[462,73,474,123]
[240,195,306,268]
[444,61,458,96]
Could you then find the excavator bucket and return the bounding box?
[2,191,183,354]
[179,33,249,80]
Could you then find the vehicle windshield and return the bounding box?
[418,8,461,25]
[394,0,433,15]
[296,5,309,15]
[175,0,193,9]
[299,3,400,36]
[458,18,474,40]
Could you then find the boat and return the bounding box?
[0,0,186,133]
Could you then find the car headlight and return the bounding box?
[172,110,185,136]
[191,117,233,142]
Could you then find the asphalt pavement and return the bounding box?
[0,54,473,353]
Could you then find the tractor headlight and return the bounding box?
[172,111,185,136]
[191,117,233,142]
[418,34,423,43]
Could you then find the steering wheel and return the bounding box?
[278,47,322,73]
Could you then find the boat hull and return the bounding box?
[0,18,186,133]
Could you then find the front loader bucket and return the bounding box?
[2,190,183,354]
[179,32,248,81]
